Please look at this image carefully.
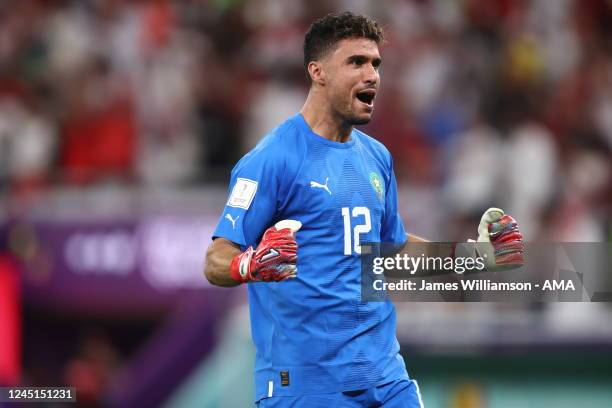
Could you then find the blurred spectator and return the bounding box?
[443,115,503,215]
[0,96,56,192]
[63,330,120,407]
[60,57,136,184]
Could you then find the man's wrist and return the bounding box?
[230,247,254,283]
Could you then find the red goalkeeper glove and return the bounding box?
[470,208,525,271]
[230,220,301,283]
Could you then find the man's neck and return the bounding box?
[300,91,352,142]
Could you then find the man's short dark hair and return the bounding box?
[303,12,384,81]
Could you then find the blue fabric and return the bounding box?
[213,113,409,400]
[255,379,423,407]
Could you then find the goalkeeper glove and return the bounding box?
[468,207,525,271]
[230,220,301,283]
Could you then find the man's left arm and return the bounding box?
[379,154,524,274]
[397,208,525,274]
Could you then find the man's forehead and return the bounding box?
[329,38,380,59]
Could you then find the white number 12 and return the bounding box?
[342,206,371,255]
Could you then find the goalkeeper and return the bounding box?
[204,12,523,408]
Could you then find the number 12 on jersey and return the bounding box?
[342,206,372,255]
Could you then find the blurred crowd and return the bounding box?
[0,0,611,239]
[2,2,612,404]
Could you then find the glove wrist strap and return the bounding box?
[230,247,254,283]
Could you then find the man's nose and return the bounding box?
[363,63,378,85]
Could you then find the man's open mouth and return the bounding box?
[356,89,376,106]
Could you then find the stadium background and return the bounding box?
[1,0,612,406]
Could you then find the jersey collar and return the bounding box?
[295,113,357,149]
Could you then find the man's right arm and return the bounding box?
[204,238,242,287]
[205,222,300,287]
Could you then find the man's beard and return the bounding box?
[349,115,371,125]
[341,108,372,126]
[333,97,373,126]
[344,111,371,126]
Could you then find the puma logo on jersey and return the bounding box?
[310,177,331,195]
[225,213,239,229]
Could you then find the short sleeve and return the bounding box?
[212,146,282,250]
[380,156,407,247]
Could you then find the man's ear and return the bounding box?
[307,61,326,86]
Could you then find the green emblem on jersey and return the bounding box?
[369,172,384,201]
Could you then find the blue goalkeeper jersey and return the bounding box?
[212,113,408,400]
